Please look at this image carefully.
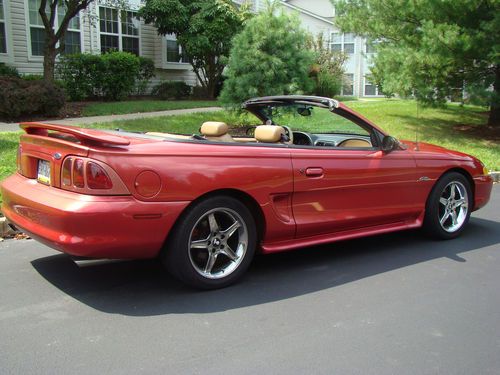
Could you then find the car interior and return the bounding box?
[142,100,379,149]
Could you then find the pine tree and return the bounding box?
[333,0,500,126]
[220,2,314,105]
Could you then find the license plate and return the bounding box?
[37,159,51,185]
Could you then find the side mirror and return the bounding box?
[381,135,399,153]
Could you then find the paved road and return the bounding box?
[1,186,499,374]
[0,107,222,132]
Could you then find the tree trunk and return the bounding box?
[206,78,216,100]
[487,65,500,126]
[43,44,57,82]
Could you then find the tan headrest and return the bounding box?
[201,122,228,136]
[255,125,285,143]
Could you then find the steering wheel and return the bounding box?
[282,126,294,144]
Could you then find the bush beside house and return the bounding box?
[58,52,155,101]
[0,77,65,120]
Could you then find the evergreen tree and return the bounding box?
[220,2,314,105]
[333,0,500,126]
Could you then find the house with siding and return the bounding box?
[0,0,380,97]
[281,0,382,97]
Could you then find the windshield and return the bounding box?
[256,104,370,136]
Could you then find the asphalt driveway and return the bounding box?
[1,185,499,374]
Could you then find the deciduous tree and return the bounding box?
[140,0,250,99]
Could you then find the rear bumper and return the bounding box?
[473,175,493,211]
[1,173,189,259]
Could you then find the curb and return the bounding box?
[0,217,18,239]
[490,172,500,183]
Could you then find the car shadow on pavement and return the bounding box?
[31,217,500,316]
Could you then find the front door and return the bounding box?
[291,147,419,238]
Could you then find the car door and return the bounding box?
[291,146,420,238]
[291,108,422,237]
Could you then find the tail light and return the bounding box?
[60,156,129,195]
[73,158,85,188]
[86,161,112,189]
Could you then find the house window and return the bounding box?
[58,4,81,54]
[99,7,139,55]
[28,0,81,56]
[0,0,6,53]
[121,11,139,55]
[365,40,378,54]
[342,74,354,96]
[364,75,381,96]
[166,39,189,63]
[330,32,355,54]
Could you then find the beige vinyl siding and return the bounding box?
[140,22,155,60]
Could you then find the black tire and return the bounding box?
[423,172,472,240]
[162,196,257,289]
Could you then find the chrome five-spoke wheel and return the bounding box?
[424,172,472,239]
[163,196,257,289]
[438,181,469,233]
[189,208,248,279]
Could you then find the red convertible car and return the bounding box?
[1,96,493,289]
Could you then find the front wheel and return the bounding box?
[162,196,257,289]
[423,172,472,239]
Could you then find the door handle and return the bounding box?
[304,167,324,177]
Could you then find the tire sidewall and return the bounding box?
[163,196,257,289]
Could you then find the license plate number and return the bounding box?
[37,159,51,185]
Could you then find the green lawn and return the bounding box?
[1,100,498,204]
[81,100,221,117]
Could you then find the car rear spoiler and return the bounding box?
[20,122,130,146]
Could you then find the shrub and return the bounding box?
[152,81,191,100]
[0,63,20,78]
[191,85,209,99]
[58,53,103,101]
[21,74,43,81]
[315,71,342,97]
[99,52,141,101]
[57,52,145,101]
[136,57,155,95]
[220,3,314,106]
[307,34,346,97]
[0,77,66,120]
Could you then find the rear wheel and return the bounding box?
[162,196,257,289]
[423,172,472,239]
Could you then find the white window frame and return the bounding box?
[363,75,383,97]
[98,6,141,56]
[0,0,10,57]
[330,32,355,54]
[162,34,190,69]
[25,0,84,60]
[341,73,354,96]
[364,39,379,55]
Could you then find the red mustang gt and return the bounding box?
[1,96,493,289]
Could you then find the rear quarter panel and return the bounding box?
[88,141,295,243]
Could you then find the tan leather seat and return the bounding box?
[255,125,286,143]
[337,139,371,147]
[200,121,235,142]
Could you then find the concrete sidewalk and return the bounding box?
[0,106,222,132]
